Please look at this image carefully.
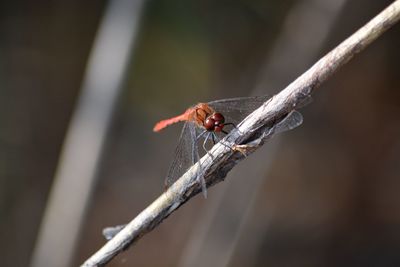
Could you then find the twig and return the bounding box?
[82,1,400,266]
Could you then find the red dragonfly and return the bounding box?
[154,96,303,197]
[102,96,303,241]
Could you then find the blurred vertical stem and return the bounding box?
[30,1,145,267]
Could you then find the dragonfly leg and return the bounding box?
[224,122,236,128]
[196,130,208,141]
[203,131,220,163]
[224,122,243,135]
[213,129,246,156]
[214,132,234,152]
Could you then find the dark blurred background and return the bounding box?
[1,0,400,266]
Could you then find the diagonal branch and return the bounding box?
[82,1,400,266]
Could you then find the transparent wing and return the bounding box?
[165,121,201,188]
[208,95,270,126]
[272,110,303,134]
[103,224,126,240]
[208,93,311,127]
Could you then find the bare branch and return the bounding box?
[82,1,400,266]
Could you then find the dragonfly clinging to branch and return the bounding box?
[154,95,305,197]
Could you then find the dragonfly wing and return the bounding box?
[269,110,303,135]
[165,121,200,188]
[208,93,311,127]
[208,95,270,126]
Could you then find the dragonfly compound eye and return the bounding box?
[204,117,215,131]
[211,113,225,124]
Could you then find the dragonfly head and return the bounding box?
[204,112,225,132]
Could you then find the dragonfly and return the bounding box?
[154,95,304,198]
[102,96,305,241]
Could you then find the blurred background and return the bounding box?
[1,0,400,266]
